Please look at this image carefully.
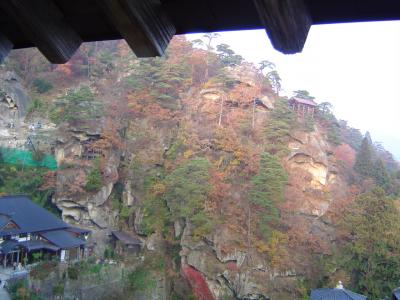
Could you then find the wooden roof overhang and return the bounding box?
[0,0,400,64]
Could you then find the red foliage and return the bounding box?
[55,63,73,77]
[225,261,238,272]
[181,264,216,300]
[334,143,356,167]
[208,169,230,213]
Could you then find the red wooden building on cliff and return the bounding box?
[289,97,317,118]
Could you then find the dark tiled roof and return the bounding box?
[311,288,367,300]
[0,196,68,235]
[0,240,19,254]
[19,240,60,252]
[290,97,318,107]
[41,230,86,249]
[66,227,91,235]
[111,231,142,246]
[0,239,61,254]
[0,215,10,228]
[393,288,400,299]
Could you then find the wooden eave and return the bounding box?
[0,0,399,63]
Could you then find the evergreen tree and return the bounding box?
[317,102,333,114]
[267,70,281,95]
[326,120,341,145]
[339,188,400,299]
[50,86,103,123]
[85,159,103,192]
[293,90,314,100]
[250,153,288,238]
[216,44,243,66]
[354,136,375,178]
[124,56,190,110]
[264,98,297,156]
[163,158,212,239]
[339,120,363,151]
[258,60,275,72]
[373,159,391,191]
[315,102,341,145]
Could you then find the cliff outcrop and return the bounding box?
[1,37,389,299]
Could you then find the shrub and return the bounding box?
[104,247,115,259]
[32,78,53,93]
[27,98,46,115]
[32,149,45,162]
[52,283,64,296]
[67,265,79,280]
[30,261,57,280]
[127,266,156,292]
[85,160,103,192]
[8,280,43,300]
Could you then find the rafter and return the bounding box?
[100,0,175,57]
[253,0,312,54]
[0,33,13,63]
[0,0,82,63]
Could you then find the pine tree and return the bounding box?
[373,159,391,191]
[163,158,212,239]
[354,136,375,178]
[264,98,297,156]
[293,90,314,99]
[340,188,400,298]
[250,153,288,238]
[50,86,103,123]
[85,159,103,192]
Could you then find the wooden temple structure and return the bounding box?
[289,96,317,118]
[0,196,90,267]
[1,0,400,63]
[111,231,142,255]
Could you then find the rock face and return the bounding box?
[179,219,299,299]
[0,71,57,152]
[0,71,31,119]
[51,84,347,299]
[3,60,354,299]
[52,120,122,255]
[285,128,340,216]
[0,71,30,147]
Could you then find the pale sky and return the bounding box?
[187,21,400,159]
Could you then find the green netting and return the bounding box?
[0,147,57,170]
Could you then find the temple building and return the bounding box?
[289,97,318,118]
[111,231,142,256]
[0,195,90,267]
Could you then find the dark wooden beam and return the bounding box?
[100,0,176,57]
[0,0,82,64]
[0,33,13,63]
[253,0,312,54]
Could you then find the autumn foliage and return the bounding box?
[181,265,216,300]
[334,143,356,167]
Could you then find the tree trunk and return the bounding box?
[218,94,224,126]
[252,98,256,129]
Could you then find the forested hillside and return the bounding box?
[1,36,400,300]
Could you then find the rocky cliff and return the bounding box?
[1,38,391,300]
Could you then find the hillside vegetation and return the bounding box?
[1,36,400,300]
